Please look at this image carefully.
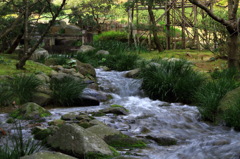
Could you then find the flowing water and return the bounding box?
[1,69,240,159]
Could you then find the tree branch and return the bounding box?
[189,0,232,29]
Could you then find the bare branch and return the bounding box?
[189,0,232,29]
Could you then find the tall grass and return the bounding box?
[50,76,86,106]
[0,122,43,159]
[140,59,205,104]
[5,75,42,105]
[194,68,239,122]
[0,82,13,106]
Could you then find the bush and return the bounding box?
[195,68,239,122]
[7,74,42,104]
[103,53,139,71]
[140,59,205,104]
[50,76,86,106]
[94,31,128,42]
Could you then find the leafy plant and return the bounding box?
[50,76,86,106]
[7,74,42,104]
[140,59,205,104]
[0,122,43,159]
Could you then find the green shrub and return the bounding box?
[195,78,237,122]
[195,68,239,122]
[103,53,139,71]
[50,76,86,106]
[75,50,106,67]
[7,74,42,104]
[140,59,205,104]
[94,31,128,42]
[0,122,43,159]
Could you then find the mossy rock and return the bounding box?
[101,107,129,115]
[10,102,51,120]
[218,87,240,112]
[48,119,65,126]
[104,134,146,149]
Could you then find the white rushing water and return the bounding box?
[95,69,240,159]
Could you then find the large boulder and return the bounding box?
[86,124,122,140]
[47,124,113,158]
[31,92,51,106]
[75,60,96,77]
[30,48,49,61]
[218,87,240,113]
[10,102,51,120]
[35,73,50,83]
[77,45,95,53]
[101,107,129,115]
[83,88,108,102]
[20,151,77,159]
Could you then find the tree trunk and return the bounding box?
[16,0,66,69]
[228,33,239,68]
[7,31,24,54]
[148,0,163,52]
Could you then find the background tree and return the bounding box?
[189,0,240,69]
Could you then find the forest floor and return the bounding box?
[139,49,227,72]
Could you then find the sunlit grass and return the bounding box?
[0,54,52,76]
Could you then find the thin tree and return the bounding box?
[16,0,67,69]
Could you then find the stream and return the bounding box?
[1,68,240,159]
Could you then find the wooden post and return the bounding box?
[193,5,200,49]
[166,2,171,50]
[181,0,186,49]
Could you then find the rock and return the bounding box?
[86,124,122,140]
[72,72,85,79]
[20,151,77,159]
[146,135,177,146]
[104,134,146,149]
[31,92,51,106]
[125,68,140,78]
[47,124,113,158]
[64,25,81,35]
[36,84,52,95]
[218,87,240,113]
[73,95,100,106]
[82,88,108,102]
[50,65,64,71]
[77,45,95,53]
[48,119,65,126]
[96,50,109,55]
[10,102,51,120]
[75,60,96,77]
[30,48,49,61]
[61,113,78,120]
[101,107,129,115]
[35,73,50,83]
[61,68,76,75]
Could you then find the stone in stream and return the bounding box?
[20,151,77,159]
[146,135,177,146]
[47,123,113,158]
[10,102,51,120]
